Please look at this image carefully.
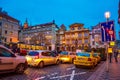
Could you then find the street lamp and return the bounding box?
[105,11,110,21]
[104,11,110,72]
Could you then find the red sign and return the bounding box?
[108,30,113,35]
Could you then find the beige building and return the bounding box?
[0,10,20,44]
[60,23,90,51]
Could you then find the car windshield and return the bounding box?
[60,51,68,55]
[93,53,98,57]
[28,51,39,56]
[77,52,90,57]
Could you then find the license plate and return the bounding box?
[78,58,84,60]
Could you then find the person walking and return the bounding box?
[109,53,112,63]
[114,49,118,63]
[108,47,113,63]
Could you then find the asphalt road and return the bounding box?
[0,62,104,80]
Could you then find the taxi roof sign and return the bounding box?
[110,41,115,46]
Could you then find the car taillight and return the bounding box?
[74,57,76,60]
[35,55,39,59]
[25,60,28,65]
[88,58,92,61]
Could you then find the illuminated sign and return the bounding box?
[110,41,115,46]
[108,47,113,53]
[101,20,115,42]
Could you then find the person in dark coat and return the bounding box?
[114,49,119,62]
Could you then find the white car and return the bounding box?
[0,45,28,74]
[26,50,60,68]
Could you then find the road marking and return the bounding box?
[50,74,71,79]
[51,72,58,76]
[34,76,45,80]
[67,67,75,71]
[70,70,75,80]
[50,71,86,79]
[75,72,86,75]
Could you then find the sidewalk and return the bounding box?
[87,58,120,80]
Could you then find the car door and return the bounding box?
[49,52,57,64]
[0,47,15,71]
[41,52,51,65]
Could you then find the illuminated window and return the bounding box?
[0,17,2,19]
[10,31,13,35]
[5,23,8,28]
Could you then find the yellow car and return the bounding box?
[59,51,76,63]
[93,53,101,63]
[26,50,60,68]
[74,52,97,68]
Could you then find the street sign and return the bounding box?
[100,20,115,42]
[110,41,115,46]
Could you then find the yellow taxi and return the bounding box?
[59,51,76,63]
[25,50,60,68]
[93,53,101,63]
[74,52,97,68]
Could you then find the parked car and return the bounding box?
[74,52,97,68]
[59,51,76,63]
[0,45,28,74]
[25,50,60,68]
[93,53,101,63]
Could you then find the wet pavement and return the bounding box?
[0,62,104,80]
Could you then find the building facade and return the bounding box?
[90,24,104,48]
[61,23,90,51]
[19,20,58,50]
[0,10,20,44]
[57,24,66,51]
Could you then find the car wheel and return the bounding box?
[60,60,63,64]
[75,65,79,68]
[91,63,95,69]
[15,64,25,74]
[56,60,60,65]
[71,58,74,63]
[38,61,44,68]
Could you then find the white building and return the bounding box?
[0,10,20,44]
[90,24,104,48]
[19,20,58,50]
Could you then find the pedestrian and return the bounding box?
[108,47,113,63]
[108,52,112,63]
[114,49,118,63]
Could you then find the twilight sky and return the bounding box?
[0,0,120,39]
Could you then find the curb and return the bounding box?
[87,61,106,80]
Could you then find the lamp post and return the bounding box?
[105,11,110,72]
[105,11,110,21]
